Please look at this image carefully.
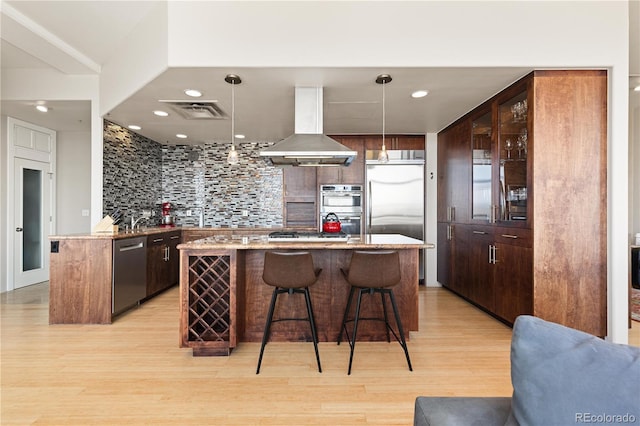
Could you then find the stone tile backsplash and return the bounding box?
[103,121,283,228]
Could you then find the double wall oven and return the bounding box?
[319,184,363,235]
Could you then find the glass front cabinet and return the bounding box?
[471,82,530,228]
[497,89,529,225]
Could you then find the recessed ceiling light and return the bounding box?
[235,134,245,139]
[176,134,187,139]
[184,89,202,97]
[153,110,169,117]
[634,85,640,92]
[36,105,48,112]
[128,125,142,130]
[411,90,429,98]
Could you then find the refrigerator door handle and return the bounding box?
[367,181,373,231]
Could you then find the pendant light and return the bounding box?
[376,74,392,163]
[225,74,241,165]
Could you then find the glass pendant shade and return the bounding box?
[378,144,389,163]
[225,74,242,165]
[227,145,239,164]
[376,74,392,163]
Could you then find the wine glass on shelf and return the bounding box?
[516,137,524,158]
[504,139,513,159]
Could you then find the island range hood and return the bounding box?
[259,87,357,167]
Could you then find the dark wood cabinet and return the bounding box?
[364,135,425,151]
[467,226,495,311]
[317,136,365,185]
[437,70,607,335]
[282,167,317,228]
[147,230,181,296]
[494,229,533,324]
[437,122,470,223]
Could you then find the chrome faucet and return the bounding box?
[131,215,146,229]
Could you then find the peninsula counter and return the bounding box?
[177,234,432,356]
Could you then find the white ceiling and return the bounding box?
[1,1,638,146]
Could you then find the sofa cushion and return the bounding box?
[510,315,640,426]
[413,397,512,426]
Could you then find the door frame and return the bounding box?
[6,117,57,292]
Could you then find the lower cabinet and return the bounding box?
[147,230,181,296]
[442,224,533,325]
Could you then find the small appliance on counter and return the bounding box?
[160,202,176,228]
[322,212,342,233]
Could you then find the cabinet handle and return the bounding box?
[451,206,456,222]
[164,246,169,261]
[473,230,487,235]
[488,244,497,264]
[153,238,163,243]
[490,205,496,224]
[170,235,180,240]
[501,234,519,239]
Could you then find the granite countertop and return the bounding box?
[178,234,433,250]
[48,226,306,240]
[49,226,184,240]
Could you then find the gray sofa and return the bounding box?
[414,315,640,426]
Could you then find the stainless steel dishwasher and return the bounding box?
[113,237,147,315]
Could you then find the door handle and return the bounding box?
[16,227,23,232]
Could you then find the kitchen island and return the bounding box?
[178,234,431,356]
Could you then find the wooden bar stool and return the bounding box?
[256,251,322,374]
[337,250,412,375]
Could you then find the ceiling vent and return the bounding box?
[160,101,228,120]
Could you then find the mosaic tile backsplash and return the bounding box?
[103,121,283,228]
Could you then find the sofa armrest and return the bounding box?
[414,397,513,426]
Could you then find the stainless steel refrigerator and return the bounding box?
[365,150,425,281]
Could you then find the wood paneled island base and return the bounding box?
[178,234,429,356]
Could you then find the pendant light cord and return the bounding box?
[231,80,235,148]
[382,79,386,149]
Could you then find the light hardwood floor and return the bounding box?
[2,283,639,425]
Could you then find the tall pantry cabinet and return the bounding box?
[437,70,607,336]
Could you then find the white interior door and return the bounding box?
[14,158,52,288]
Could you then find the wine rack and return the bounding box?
[180,249,237,356]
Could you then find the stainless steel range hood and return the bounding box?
[259,87,357,167]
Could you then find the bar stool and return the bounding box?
[337,250,412,375]
[256,251,322,374]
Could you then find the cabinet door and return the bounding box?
[493,232,533,323]
[283,167,317,227]
[497,87,529,226]
[467,226,494,310]
[450,224,471,297]
[166,232,181,288]
[471,110,493,222]
[283,167,316,198]
[436,222,452,288]
[437,120,471,223]
[392,135,425,150]
[147,235,168,296]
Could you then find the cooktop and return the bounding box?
[268,231,350,242]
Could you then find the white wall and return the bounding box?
[0,116,7,295]
[56,131,92,234]
[0,69,100,293]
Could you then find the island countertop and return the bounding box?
[177,233,432,250]
[177,233,431,356]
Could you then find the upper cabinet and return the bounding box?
[317,136,366,185]
[471,110,493,222]
[496,87,529,226]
